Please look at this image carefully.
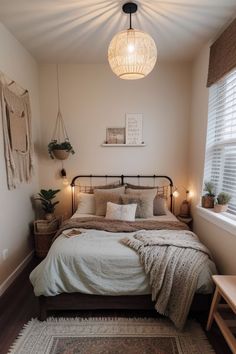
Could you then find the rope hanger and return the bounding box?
[51,64,69,143]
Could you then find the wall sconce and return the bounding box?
[60,168,69,186]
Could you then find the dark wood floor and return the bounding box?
[0,258,231,354]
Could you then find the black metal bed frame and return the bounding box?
[71,174,174,214]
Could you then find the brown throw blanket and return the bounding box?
[122,230,211,329]
[53,217,188,241]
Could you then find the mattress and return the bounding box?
[30,213,216,297]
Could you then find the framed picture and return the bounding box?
[126,114,143,145]
[106,127,125,144]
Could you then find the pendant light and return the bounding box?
[108,2,157,80]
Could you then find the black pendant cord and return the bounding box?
[123,2,137,30]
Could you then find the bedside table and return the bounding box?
[176,215,193,230]
[206,275,236,353]
[34,217,62,258]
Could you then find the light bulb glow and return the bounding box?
[127,43,135,53]
[173,190,180,198]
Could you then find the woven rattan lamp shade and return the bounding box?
[108,29,157,80]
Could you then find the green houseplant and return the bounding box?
[48,139,75,160]
[202,181,215,208]
[36,189,60,220]
[214,192,231,213]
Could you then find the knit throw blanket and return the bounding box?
[122,230,211,329]
[53,217,189,241]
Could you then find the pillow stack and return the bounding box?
[75,182,168,220]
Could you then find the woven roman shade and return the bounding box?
[207,18,236,87]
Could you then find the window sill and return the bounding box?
[196,206,236,236]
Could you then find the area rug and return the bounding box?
[9,317,215,354]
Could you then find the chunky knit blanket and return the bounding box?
[122,230,211,329]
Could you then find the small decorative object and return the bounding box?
[108,2,157,80]
[106,128,125,144]
[214,192,231,213]
[48,65,74,160]
[126,114,143,144]
[36,189,60,220]
[48,139,74,160]
[202,181,215,208]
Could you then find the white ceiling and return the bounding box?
[0,0,236,63]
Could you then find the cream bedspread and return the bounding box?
[30,215,216,297]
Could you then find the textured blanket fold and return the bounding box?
[121,230,211,329]
[53,217,188,242]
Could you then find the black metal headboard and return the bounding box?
[71,174,174,214]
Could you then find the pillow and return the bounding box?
[154,196,168,216]
[94,185,125,194]
[76,192,95,214]
[94,189,124,216]
[121,194,154,218]
[125,187,167,216]
[105,202,137,221]
[125,183,155,190]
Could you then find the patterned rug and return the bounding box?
[9,317,215,354]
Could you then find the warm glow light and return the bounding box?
[108,29,157,80]
[173,189,180,198]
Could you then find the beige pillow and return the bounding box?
[76,192,95,214]
[121,194,154,218]
[126,187,167,216]
[154,196,168,216]
[105,202,137,221]
[94,189,124,216]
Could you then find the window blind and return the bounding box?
[204,68,236,215]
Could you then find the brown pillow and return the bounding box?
[154,196,167,216]
[125,188,167,216]
[94,189,124,216]
[121,194,154,218]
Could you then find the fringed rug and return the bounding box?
[9,317,215,354]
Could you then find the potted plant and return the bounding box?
[36,189,60,220]
[48,139,75,160]
[202,181,215,208]
[214,192,231,213]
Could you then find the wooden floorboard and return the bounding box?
[0,257,232,354]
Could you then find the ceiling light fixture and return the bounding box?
[108,2,157,80]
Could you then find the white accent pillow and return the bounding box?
[105,202,137,221]
[76,193,95,214]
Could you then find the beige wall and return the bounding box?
[188,44,236,274]
[39,63,192,216]
[0,22,40,289]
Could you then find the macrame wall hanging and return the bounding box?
[48,65,74,162]
[0,72,34,190]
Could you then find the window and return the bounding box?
[203,68,236,215]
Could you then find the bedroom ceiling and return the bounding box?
[0,0,236,63]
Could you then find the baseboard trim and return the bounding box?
[0,251,34,296]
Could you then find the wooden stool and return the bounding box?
[206,275,236,353]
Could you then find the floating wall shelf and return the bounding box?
[101,144,146,147]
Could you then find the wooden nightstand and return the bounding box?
[34,217,62,258]
[206,275,236,353]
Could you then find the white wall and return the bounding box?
[0,22,41,288]
[188,44,236,274]
[39,63,192,216]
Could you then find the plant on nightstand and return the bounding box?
[214,192,231,213]
[202,181,215,208]
[36,189,60,220]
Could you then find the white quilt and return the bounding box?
[30,214,216,297]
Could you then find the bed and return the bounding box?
[30,175,216,327]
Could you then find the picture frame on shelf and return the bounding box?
[106,127,125,144]
[126,113,143,145]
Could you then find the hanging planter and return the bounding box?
[48,65,75,160]
[48,138,75,160]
